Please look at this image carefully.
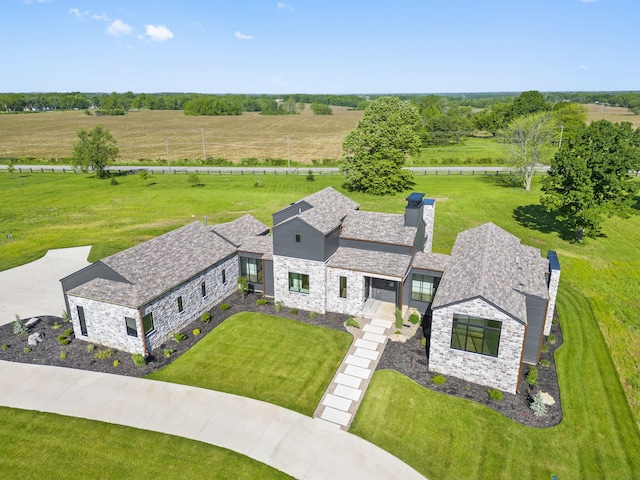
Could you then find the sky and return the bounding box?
[1,0,638,94]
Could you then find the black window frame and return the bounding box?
[201,282,207,297]
[222,269,227,285]
[411,274,436,302]
[241,257,262,283]
[177,296,184,313]
[288,272,309,294]
[125,316,138,337]
[142,312,155,335]
[77,305,88,336]
[339,276,347,298]
[295,234,301,243]
[450,315,502,357]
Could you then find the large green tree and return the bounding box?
[501,112,557,191]
[341,96,420,195]
[542,120,640,240]
[72,125,119,179]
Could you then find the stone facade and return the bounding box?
[326,267,367,316]
[422,200,436,252]
[429,298,525,394]
[544,268,560,336]
[273,255,327,314]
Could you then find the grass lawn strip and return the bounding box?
[146,313,352,416]
[0,407,293,480]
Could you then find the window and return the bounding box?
[201,282,207,297]
[411,274,437,302]
[222,269,226,284]
[241,257,262,283]
[77,306,87,336]
[177,296,184,313]
[450,315,502,357]
[125,317,138,337]
[295,234,301,243]
[142,312,154,335]
[289,273,309,294]
[339,276,347,298]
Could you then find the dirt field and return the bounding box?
[585,103,640,128]
[0,106,362,164]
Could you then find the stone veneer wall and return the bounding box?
[273,255,327,314]
[67,296,143,354]
[422,200,436,253]
[143,255,239,352]
[326,267,366,317]
[429,298,525,394]
[543,268,560,336]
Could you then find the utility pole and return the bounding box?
[558,125,564,148]
[165,137,171,171]
[200,128,206,162]
[287,135,290,173]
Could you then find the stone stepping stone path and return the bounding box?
[313,317,393,430]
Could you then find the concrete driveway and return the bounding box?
[0,246,91,325]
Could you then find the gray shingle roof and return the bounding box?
[302,187,360,211]
[431,222,549,323]
[341,211,416,246]
[212,214,269,247]
[68,222,237,307]
[238,236,274,260]
[282,187,360,235]
[411,252,450,272]
[328,247,411,279]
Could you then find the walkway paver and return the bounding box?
[0,360,426,480]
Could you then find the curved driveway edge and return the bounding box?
[0,360,426,480]
[0,246,92,325]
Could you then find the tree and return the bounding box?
[542,120,640,240]
[310,102,332,115]
[510,90,550,117]
[552,102,587,144]
[72,125,119,179]
[500,112,557,190]
[341,96,421,195]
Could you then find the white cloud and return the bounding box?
[107,19,133,37]
[69,7,88,20]
[277,2,294,11]
[92,13,110,22]
[578,64,591,70]
[235,31,253,40]
[144,24,174,41]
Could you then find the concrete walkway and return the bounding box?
[0,360,426,480]
[0,246,91,325]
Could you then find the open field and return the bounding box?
[415,137,509,165]
[0,106,362,163]
[585,103,640,128]
[0,407,293,479]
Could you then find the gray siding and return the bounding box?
[412,218,426,252]
[61,262,129,315]
[264,260,274,296]
[339,238,411,256]
[522,295,548,364]
[272,201,312,226]
[273,218,326,262]
[325,226,341,259]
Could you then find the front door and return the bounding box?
[370,278,397,305]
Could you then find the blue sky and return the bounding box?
[1,0,638,94]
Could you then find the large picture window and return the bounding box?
[289,272,309,294]
[241,257,262,283]
[411,274,437,302]
[142,312,155,335]
[451,315,501,357]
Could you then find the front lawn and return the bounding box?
[0,407,293,480]
[146,313,352,416]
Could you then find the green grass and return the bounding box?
[146,313,352,416]
[414,137,509,166]
[0,407,293,479]
[351,286,640,479]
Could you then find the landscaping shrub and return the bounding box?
[309,311,317,319]
[548,333,557,345]
[1,343,9,351]
[52,322,62,330]
[433,374,447,385]
[12,317,28,336]
[23,347,31,354]
[94,348,114,360]
[132,354,146,367]
[173,332,188,342]
[394,330,401,335]
[193,328,201,336]
[219,303,231,311]
[59,351,67,359]
[63,328,74,337]
[395,308,403,329]
[200,312,211,323]
[420,337,427,346]
[57,335,70,345]
[541,342,549,353]
[306,170,315,182]
[85,344,95,353]
[409,313,420,325]
[257,299,268,306]
[61,310,70,322]
[237,277,249,299]
[488,389,503,401]
[525,366,538,386]
[289,308,298,315]
[113,360,120,368]
[540,359,551,367]
[345,317,359,329]
[530,391,548,417]
[275,301,284,313]
[164,348,175,358]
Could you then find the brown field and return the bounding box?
[585,103,640,128]
[0,105,362,164]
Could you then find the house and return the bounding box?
[61,187,560,394]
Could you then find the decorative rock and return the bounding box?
[27,332,44,346]
[25,317,41,328]
[539,391,556,406]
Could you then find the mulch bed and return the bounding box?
[0,293,562,427]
